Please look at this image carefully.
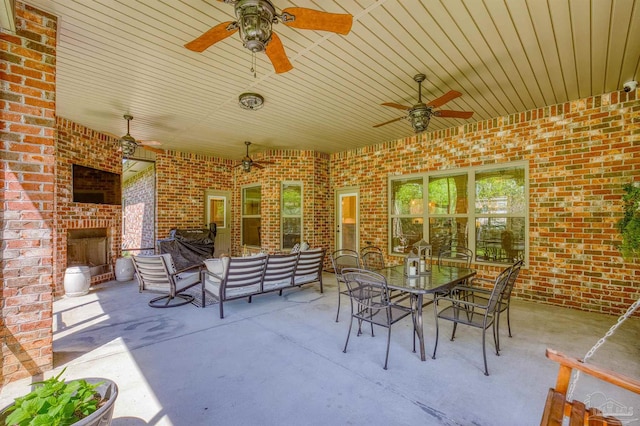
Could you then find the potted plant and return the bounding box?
[0,368,118,426]
[617,182,640,259]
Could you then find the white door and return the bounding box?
[204,190,231,257]
[336,188,359,252]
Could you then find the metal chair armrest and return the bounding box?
[436,294,490,310]
[202,270,223,280]
[175,264,203,275]
[469,277,494,286]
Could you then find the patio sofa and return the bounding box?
[202,248,326,318]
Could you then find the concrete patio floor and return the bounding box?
[1,273,639,426]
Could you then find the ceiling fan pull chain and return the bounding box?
[250,51,257,78]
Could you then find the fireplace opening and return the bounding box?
[67,228,111,276]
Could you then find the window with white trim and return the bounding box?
[281,182,302,250]
[389,161,528,264]
[242,185,261,247]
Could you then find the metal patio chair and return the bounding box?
[360,245,385,270]
[432,264,512,375]
[341,268,414,370]
[132,253,203,308]
[330,249,362,322]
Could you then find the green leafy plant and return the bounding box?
[3,368,104,426]
[617,183,640,259]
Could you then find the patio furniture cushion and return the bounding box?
[133,253,203,308]
[203,255,263,299]
[294,248,325,288]
[262,253,298,292]
[202,249,325,318]
[203,256,230,276]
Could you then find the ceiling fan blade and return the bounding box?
[381,102,411,111]
[433,110,474,119]
[281,7,353,35]
[104,131,122,140]
[141,146,164,154]
[184,21,238,52]
[426,90,462,108]
[138,140,162,146]
[252,162,265,169]
[265,32,293,74]
[373,116,405,128]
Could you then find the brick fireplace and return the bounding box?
[54,118,124,296]
[54,219,121,295]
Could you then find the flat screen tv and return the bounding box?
[72,164,122,205]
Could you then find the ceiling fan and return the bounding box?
[184,0,353,74]
[107,114,163,157]
[374,74,474,133]
[236,141,274,172]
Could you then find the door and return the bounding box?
[204,190,231,256]
[335,188,359,252]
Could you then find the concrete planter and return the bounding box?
[115,257,135,281]
[64,266,91,297]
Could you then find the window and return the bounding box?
[281,182,302,250]
[206,194,226,229]
[388,161,528,264]
[242,185,261,247]
[428,173,468,255]
[389,176,424,254]
[475,166,526,263]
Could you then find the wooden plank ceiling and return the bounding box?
[17,0,640,160]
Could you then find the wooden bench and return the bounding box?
[540,348,640,426]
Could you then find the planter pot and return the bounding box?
[0,378,118,426]
[115,257,135,281]
[64,266,91,297]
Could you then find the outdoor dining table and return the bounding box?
[376,264,476,362]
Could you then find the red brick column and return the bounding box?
[1,2,56,384]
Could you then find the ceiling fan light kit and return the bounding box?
[238,92,265,110]
[121,114,138,157]
[375,73,474,133]
[409,106,431,133]
[236,141,274,172]
[236,0,276,53]
[110,114,163,157]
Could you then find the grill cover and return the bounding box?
[158,228,215,271]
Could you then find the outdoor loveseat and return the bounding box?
[202,248,326,318]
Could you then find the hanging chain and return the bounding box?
[567,297,640,399]
[250,51,257,78]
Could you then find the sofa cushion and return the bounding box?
[160,253,177,274]
[205,254,266,300]
[263,253,298,292]
[175,270,200,287]
[205,276,260,299]
[203,257,229,277]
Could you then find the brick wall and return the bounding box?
[155,150,233,240]
[1,2,56,385]
[123,163,155,253]
[54,118,123,294]
[330,91,640,316]
[232,149,331,258]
